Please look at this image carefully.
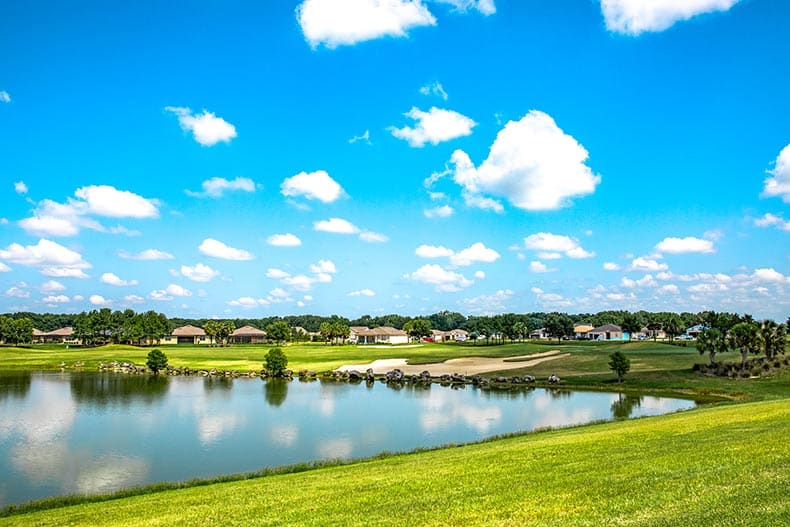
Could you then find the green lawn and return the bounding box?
[1,399,787,526]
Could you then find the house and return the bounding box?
[685,324,707,339]
[230,325,267,344]
[162,325,208,345]
[430,329,449,342]
[448,329,468,342]
[34,327,81,345]
[348,326,370,344]
[574,324,594,340]
[642,326,666,340]
[530,328,549,339]
[353,326,409,345]
[588,324,624,341]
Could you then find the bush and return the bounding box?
[264,347,288,377]
[146,349,168,375]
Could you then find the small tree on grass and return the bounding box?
[608,350,630,383]
[146,348,168,375]
[265,347,288,377]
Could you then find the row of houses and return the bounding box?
[530,323,707,341]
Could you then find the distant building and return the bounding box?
[685,324,707,339]
[530,328,549,339]
[448,329,468,342]
[33,327,80,345]
[588,324,624,341]
[352,326,409,345]
[163,325,208,345]
[574,324,594,340]
[230,325,267,344]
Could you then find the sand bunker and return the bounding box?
[337,349,570,376]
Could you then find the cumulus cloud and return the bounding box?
[460,289,513,315]
[436,0,496,15]
[267,233,302,247]
[424,205,454,218]
[603,262,621,271]
[415,242,499,266]
[150,284,192,301]
[74,185,159,218]
[0,263,10,272]
[752,268,789,283]
[43,294,70,304]
[198,238,254,261]
[655,236,715,254]
[449,111,600,211]
[117,249,174,260]
[390,106,476,147]
[186,177,256,198]
[297,0,437,49]
[349,130,371,145]
[474,270,485,279]
[531,287,573,309]
[629,256,668,272]
[0,239,91,277]
[753,213,790,232]
[600,0,741,36]
[529,261,553,273]
[404,264,473,292]
[180,263,220,283]
[310,260,337,274]
[523,233,595,259]
[124,295,144,304]
[416,245,455,258]
[227,297,269,308]
[165,106,237,146]
[0,90,10,103]
[419,81,448,100]
[763,144,790,202]
[14,181,28,194]
[100,272,138,287]
[40,280,65,293]
[89,295,108,306]
[281,170,346,203]
[314,218,359,234]
[5,284,29,298]
[359,231,389,243]
[18,216,79,237]
[266,268,291,279]
[348,288,376,297]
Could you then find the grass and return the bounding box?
[0,399,787,526]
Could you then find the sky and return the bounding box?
[1,0,789,320]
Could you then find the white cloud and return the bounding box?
[100,272,138,287]
[529,261,552,273]
[630,256,668,272]
[150,284,193,301]
[0,239,91,277]
[117,249,174,260]
[310,260,337,274]
[600,0,741,35]
[89,295,108,306]
[5,285,29,298]
[18,216,79,237]
[661,284,680,294]
[314,218,360,234]
[43,294,70,304]
[266,268,291,279]
[297,0,437,49]
[359,231,389,243]
[270,288,290,298]
[72,295,84,301]
[348,289,376,297]
[186,177,255,198]
[752,268,788,283]
[538,252,563,260]
[753,213,790,232]
[124,295,144,304]
[390,106,476,147]
[461,289,513,315]
[419,81,448,100]
[523,233,595,259]
[416,245,455,258]
[404,264,473,292]
[282,274,318,292]
[603,262,621,271]
[0,263,10,272]
[227,297,266,308]
[281,170,346,203]
[349,130,371,145]
[655,236,715,254]
[424,205,454,218]
[267,233,302,247]
[531,287,573,308]
[0,90,10,103]
[435,0,496,15]
[450,111,600,211]
[474,270,486,279]
[14,181,28,194]
[450,242,500,266]
[165,106,237,146]
[39,280,65,293]
[73,185,159,218]
[198,238,254,261]
[180,263,220,283]
[763,144,790,202]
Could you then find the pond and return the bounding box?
[0,371,697,506]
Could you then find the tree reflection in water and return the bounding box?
[70,373,168,406]
[611,393,644,419]
[264,378,289,407]
[0,371,32,401]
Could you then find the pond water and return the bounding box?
[0,371,697,506]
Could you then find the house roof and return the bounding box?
[357,326,407,336]
[574,324,594,333]
[590,324,622,333]
[686,324,707,332]
[291,326,308,334]
[432,329,449,336]
[172,325,206,337]
[232,325,266,336]
[349,326,369,334]
[449,329,468,335]
[33,328,45,336]
[36,327,74,337]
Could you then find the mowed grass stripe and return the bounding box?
[2,400,787,526]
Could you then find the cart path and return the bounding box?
[337,349,570,376]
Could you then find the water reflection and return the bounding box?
[70,373,168,406]
[264,378,289,407]
[0,371,31,401]
[611,394,644,419]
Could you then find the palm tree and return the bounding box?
[727,322,759,369]
[696,328,725,366]
[758,320,786,359]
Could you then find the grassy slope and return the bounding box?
[1,400,787,526]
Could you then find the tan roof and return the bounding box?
[432,329,449,336]
[33,328,45,336]
[232,325,266,336]
[574,325,594,333]
[42,327,74,337]
[449,329,468,335]
[172,325,206,337]
[357,326,407,336]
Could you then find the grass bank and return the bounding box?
[1,399,787,526]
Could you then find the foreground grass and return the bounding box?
[2,400,787,526]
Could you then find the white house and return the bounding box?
[162,325,208,345]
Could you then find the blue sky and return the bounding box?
[1,0,789,320]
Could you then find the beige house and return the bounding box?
[230,325,267,344]
[33,327,80,345]
[588,324,624,341]
[448,329,469,342]
[431,329,449,342]
[352,326,409,345]
[574,324,595,340]
[162,325,208,345]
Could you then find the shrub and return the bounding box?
[264,347,288,377]
[146,349,168,375]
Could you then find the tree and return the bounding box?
[511,321,529,342]
[266,321,291,345]
[545,313,573,343]
[695,328,726,366]
[217,320,235,346]
[727,322,759,369]
[264,347,288,377]
[146,349,168,375]
[758,320,786,359]
[319,322,333,344]
[621,312,643,340]
[403,318,432,342]
[608,350,631,382]
[204,320,220,346]
[664,314,683,342]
